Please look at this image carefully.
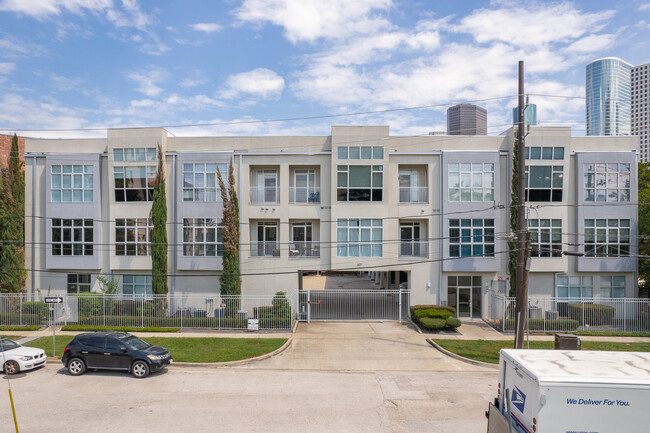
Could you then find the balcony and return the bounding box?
[289,242,320,258]
[399,186,428,203]
[289,187,320,204]
[399,241,428,258]
[250,186,280,204]
[250,242,280,257]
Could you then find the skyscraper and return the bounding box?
[512,103,537,127]
[586,57,632,136]
[632,62,650,162]
[447,103,487,135]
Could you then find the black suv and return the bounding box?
[61,332,172,378]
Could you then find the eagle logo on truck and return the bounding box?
[512,386,526,413]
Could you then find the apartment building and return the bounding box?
[24,126,638,317]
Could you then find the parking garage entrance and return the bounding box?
[297,271,410,322]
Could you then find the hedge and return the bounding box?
[504,318,579,331]
[73,315,292,329]
[0,313,43,326]
[410,304,456,316]
[413,308,454,321]
[567,303,615,326]
[419,318,446,331]
[445,317,461,330]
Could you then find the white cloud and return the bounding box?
[0,0,111,19]
[190,23,222,33]
[0,62,16,74]
[236,0,393,43]
[127,69,168,97]
[640,3,650,12]
[566,33,617,54]
[221,68,285,99]
[179,78,208,88]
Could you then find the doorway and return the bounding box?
[447,276,481,318]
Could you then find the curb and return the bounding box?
[426,338,498,369]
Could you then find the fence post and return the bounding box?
[103,294,106,327]
[502,296,506,332]
[307,290,311,323]
[141,296,144,328]
[19,295,23,327]
[582,299,585,330]
[398,288,403,322]
[623,299,627,332]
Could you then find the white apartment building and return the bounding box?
[24,125,639,318]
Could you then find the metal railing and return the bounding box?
[483,290,650,333]
[399,241,428,257]
[289,187,320,203]
[399,186,428,203]
[297,289,410,322]
[0,292,296,330]
[250,241,280,257]
[289,242,320,257]
[249,186,280,203]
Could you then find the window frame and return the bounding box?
[52,218,94,256]
[448,163,495,202]
[113,165,157,202]
[584,219,630,258]
[337,165,383,202]
[121,274,153,298]
[556,275,593,298]
[337,218,383,257]
[583,163,631,202]
[51,165,94,203]
[528,219,562,257]
[182,218,223,257]
[182,163,228,202]
[525,165,564,202]
[67,273,91,294]
[600,276,626,298]
[448,218,495,258]
[115,218,152,256]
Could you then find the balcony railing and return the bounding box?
[399,241,428,257]
[289,242,320,257]
[250,186,280,204]
[289,187,320,204]
[251,242,280,257]
[399,186,428,203]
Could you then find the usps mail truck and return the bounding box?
[486,349,650,433]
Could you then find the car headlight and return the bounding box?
[19,356,33,361]
[147,354,165,360]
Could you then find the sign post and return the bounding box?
[45,297,63,357]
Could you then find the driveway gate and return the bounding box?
[297,289,409,322]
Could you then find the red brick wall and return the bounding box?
[0,134,25,170]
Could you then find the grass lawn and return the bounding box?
[25,336,288,362]
[0,326,41,331]
[1,335,24,340]
[433,339,650,364]
[61,325,179,333]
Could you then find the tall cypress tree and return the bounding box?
[150,145,168,295]
[0,134,26,293]
[217,161,240,315]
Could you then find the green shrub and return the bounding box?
[413,308,454,321]
[568,303,615,326]
[21,302,48,321]
[445,317,462,330]
[271,291,292,318]
[504,318,579,331]
[71,315,290,329]
[419,317,446,331]
[410,304,456,316]
[0,313,42,326]
[253,306,274,318]
[136,303,156,317]
[75,293,102,317]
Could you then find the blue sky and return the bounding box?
[0,0,649,138]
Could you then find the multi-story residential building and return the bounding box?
[512,103,537,127]
[24,126,638,318]
[632,62,650,162]
[446,103,487,135]
[586,57,632,136]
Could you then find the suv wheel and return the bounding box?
[131,360,149,378]
[67,358,86,376]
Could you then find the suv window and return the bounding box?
[85,337,105,349]
[104,338,124,350]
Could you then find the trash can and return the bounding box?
[555,333,581,350]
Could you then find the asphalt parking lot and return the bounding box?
[1,323,498,432]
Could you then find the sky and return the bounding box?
[0,0,649,139]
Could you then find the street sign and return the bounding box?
[44,297,64,304]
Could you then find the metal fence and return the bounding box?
[297,289,410,322]
[0,292,296,330]
[483,290,650,333]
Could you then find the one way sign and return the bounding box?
[44,297,64,304]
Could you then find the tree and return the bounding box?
[0,134,26,293]
[150,145,168,295]
[638,162,650,297]
[217,161,240,315]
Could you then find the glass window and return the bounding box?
[114,166,156,202]
[600,276,626,298]
[122,275,153,298]
[448,163,494,202]
[337,219,382,257]
[183,163,227,202]
[528,219,562,257]
[115,218,151,256]
[51,165,93,202]
[556,275,593,298]
[525,147,564,160]
[337,146,383,160]
[448,219,495,258]
[583,162,630,202]
[182,218,223,257]
[337,165,383,201]
[584,219,630,257]
[113,148,156,162]
[67,274,91,294]
[52,219,93,256]
[525,165,563,201]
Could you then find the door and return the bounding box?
[257,170,277,202]
[103,337,132,369]
[400,223,420,256]
[81,336,109,368]
[399,169,419,202]
[294,170,315,203]
[291,223,312,256]
[457,287,472,318]
[258,222,278,256]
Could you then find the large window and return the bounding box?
[114,166,156,202]
[525,165,563,201]
[122,275,152,297]
[584,219,630,257]
[337,165,383,201]
[115,218,151,256]
[183,218,223,257]
[528,219,562,257]
[51,165,94,202]
[183,163,227,202]
[113,148,157,162]
[337,219,382,257]
[52,219,93,256]
[337,146,383,160]
[557,276,593,298]
[67,274,91,294]
[525,147,564,160]
[448,163,494,202]
[583,163,631,202]
[449,219,495,257]
[600,276,625,298]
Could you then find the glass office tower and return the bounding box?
[512,103,537,127]
[586,57,632,136]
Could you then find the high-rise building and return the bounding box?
[632,62,650,162]
[586,57,632,136]
[447,103,487,135]
[512,103,538,127]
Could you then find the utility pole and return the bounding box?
[515,60,530,349]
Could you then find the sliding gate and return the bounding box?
[297,289,409,322]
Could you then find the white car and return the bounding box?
[0,338,47,375]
